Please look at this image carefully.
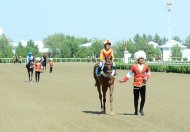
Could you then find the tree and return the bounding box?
[43,33,90,58]
[161,37,168,45]
[25,39,40,57]
[113,40,126,58]
[154,33,162,46]
[185,35,190,48]
[90,39,103,58]
[172,36,181,42]
[0,35,13,58]
[15,42,25,57]
[113,39,136,58]
[171,44,182,61]
[76,47,90,58]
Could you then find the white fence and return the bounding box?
[0,58,190,65]
[0,58,123,63]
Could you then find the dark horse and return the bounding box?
[26,60,34,81]
[93,57,115,115]
[41,54,47,73]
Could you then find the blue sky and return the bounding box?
[1,0,189,42]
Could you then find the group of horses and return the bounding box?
[93,57,115,115]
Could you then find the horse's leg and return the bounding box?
[102,85,108,114]
[31,69,33,81]
[109,85,114,115]
[45,66,46,73]
[97,84,103,112]
[28,70,30,81]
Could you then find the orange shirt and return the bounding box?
[99,48,114,62]
[34,62,42,72]
[130,64,150,87]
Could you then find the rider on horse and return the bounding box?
[96,40,116,76]
[26,52,34,63]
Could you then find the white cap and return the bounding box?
[134,50,146,61]
[36,57,40,61]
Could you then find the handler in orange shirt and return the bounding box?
[34,57,42,82]
[96,40,116,76]
[119,50,151,116]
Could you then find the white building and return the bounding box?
[182,49,190,61]
[124,50,131,64]
[79,42,92,47]
[160,40,187,61]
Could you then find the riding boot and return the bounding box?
[113,66,117,76]
[96,66,102,76]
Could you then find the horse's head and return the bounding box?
[26,60,34,69]
[102,57,113,78]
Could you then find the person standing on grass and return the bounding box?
[119,50,151,116]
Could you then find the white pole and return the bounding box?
[167,0,172,41]
[168,11,171,41]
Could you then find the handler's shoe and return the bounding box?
[134,111,138,115]
[139,110,144,116]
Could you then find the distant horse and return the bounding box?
[41,55,47,73]
[26,60,34,81]
[93,57,115,115]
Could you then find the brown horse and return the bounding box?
[93,58,115,115]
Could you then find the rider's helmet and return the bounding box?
[104,40,111,45]
[28,52,32,56]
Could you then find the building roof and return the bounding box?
[79,42,92,47]
[160,40,187,49]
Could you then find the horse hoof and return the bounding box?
[110,111,114,116]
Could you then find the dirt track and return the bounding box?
[0,62,190,132]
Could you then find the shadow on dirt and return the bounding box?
[82,111,104,115]
[117,113,136,116]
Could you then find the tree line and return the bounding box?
[1,33,190,60]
